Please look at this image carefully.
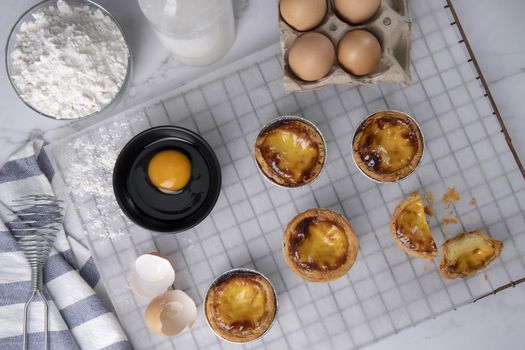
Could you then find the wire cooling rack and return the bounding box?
[47,0,525,349]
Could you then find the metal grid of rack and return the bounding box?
[47,0,525,349]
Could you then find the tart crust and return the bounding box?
[283,208,359,282]
[439,230,503,279]
[205,272,277,343]
[255,119,326,187]
[352,110,424,182]
[390,192,438,259]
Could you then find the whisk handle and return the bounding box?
[22,291,35,350]
[39,290,49,350]
[22,290,49,350]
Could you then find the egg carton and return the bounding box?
[280,0,412,92]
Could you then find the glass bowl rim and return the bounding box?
[4,0,133,121]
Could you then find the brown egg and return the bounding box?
[334,0,381,24]
[280,0,327,31]
[338,30,381,76]
[288,32,335,82]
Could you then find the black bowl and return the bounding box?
[113,126,221,232]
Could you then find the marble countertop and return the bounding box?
[1,0,524,348]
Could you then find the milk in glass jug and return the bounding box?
[138,0,235,65]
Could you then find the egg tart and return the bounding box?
[352,110,424,182]
[439,231,503,279]
[283,208,358,282]
[390,192,437,259]
[255,117,326,187]
[204,269,277,343]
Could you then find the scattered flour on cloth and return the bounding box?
[56,113,150,240]
[59,116,141,240]
[10,0,129,119]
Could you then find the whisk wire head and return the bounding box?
[10,194,64,290]
[10,194,64,350]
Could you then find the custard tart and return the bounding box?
[283,208,358,282]
[390,192,438,259]
[352,110,424,182]
[204,269,277,343]
[439,231,503,279]
[255,117,326,187]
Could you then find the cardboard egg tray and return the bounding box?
[280,0,412,92]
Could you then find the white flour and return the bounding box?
[62,116,138,240]
[10,0,129,119]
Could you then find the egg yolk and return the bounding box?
[147,150,191,192]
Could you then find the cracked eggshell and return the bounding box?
[144,290,198,336]
[129,253,175,299]
[144,293,165,336]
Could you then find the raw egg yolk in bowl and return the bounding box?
[147,150,191,192]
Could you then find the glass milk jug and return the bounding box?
[138,0,235,66]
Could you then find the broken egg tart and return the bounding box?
[390,192,437,259]
[352,110,424,182]
[284,208,358,282]
[439,230,503,279]
[205,269,277,343]
[255,117,326,187]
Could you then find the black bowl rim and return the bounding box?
[112,125,222,233]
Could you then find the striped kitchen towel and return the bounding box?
[0,140,130,350]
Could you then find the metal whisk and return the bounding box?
[11,194,64,350]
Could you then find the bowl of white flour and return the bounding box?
[5,0,131,120]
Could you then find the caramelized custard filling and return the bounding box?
[444,234,498,273]
[292,219,348,270]
[357,117,418,173]
[213,276,268,332]
[261,125,319,183]
[395,198,436,253]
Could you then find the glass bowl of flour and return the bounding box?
[5,0,131,120]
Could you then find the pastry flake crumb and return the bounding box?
[424,191,435,216]
[442,187,460,204]
[423,263,432,273]
[442,217,459,225]
[425,191,434,205]
[424,205,434,216]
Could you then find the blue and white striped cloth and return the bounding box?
[0,140,130,350]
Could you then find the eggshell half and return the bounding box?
[144,294,165,336]
[144,290,198,336]
[129,254,175,299]
[162,290,198,327]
